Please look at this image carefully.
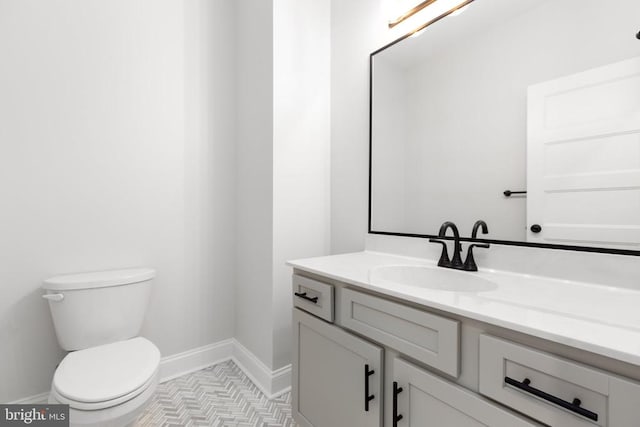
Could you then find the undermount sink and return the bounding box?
[369,265,498,292]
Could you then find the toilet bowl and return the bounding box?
[43,268,159,427]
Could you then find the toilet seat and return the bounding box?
[49,374,159,427]
[52,337,160,410]
[52,370,158,411]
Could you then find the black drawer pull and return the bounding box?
[393,381,403,427]
[364,364,375,411]
[505,377,598,422]
[294,292,318,304]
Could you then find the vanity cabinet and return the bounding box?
[292,308,383,427]
[292,302,540,427]
[291,272,640,427]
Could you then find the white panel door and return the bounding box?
[392,358,540,427]
[527,56,640,248]
[292,309,383,427]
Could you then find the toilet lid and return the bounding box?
[53,337,160,404]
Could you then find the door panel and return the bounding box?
[292,309,383,427]
[527,56,640,248]
[393,358,540,427]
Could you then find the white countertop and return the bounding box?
[287,251,640,367]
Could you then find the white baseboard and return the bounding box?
[231,339,292,399]
[270,363,293,399]
[159,339,234,383]
[9,391,50,405]
[9,338,291,404]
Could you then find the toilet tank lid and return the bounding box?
[43,268,155,291]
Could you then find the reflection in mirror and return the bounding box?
[370,0,640,252]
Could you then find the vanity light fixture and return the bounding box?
[389,0,474,29]
[403,0,475,39]
[388,0,438,29]
[410,28,427,38]
[409,1,472,38]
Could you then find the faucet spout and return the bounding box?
[471,220,488,238]
[464,220,490,271]
[438,221,459,238]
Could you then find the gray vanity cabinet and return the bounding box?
[291,270,640,427]
[392,358,540,427]
[292,308,383,427]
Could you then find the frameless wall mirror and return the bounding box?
[370,0,640,255]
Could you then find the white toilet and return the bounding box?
[42,268,160,427]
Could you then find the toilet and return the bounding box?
[42,268,160,427]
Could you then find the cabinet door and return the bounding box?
[293,308,383,427]
[392,358,541,427]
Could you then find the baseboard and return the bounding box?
[270,363,293,399]
[159,339,234,383]
[9,338,291,404]
[9,391,50,405]
[231,339,292,399]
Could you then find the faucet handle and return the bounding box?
[429,238,451,268]
[469,242,490,249]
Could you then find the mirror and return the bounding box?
[370,0,640,254]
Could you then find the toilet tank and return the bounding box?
[42,268,155,351]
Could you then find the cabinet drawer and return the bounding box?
[340,288,459,377]
[479,335,640,427]
[292,274,334,322]
[393,357,541,426]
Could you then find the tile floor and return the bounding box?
[136,360,295,427]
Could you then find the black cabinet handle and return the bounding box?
[393,381,403,426]
[530,224,542,233]
[505,377,598,422]
[364,364,375,411]
[294,292,318,304]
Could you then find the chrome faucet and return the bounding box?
[429,220,490,271]
[429,221,464,269]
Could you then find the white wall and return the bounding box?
[235,0,276,369]
[330,1,376,253]
[235,0,331,372]
[273,0,331,370]
[330,0,421,253]
[0,0,236,402]
[182,0,236,360]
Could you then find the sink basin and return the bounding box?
[369,265,498,292]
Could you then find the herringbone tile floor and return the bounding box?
[136,360,296,427]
